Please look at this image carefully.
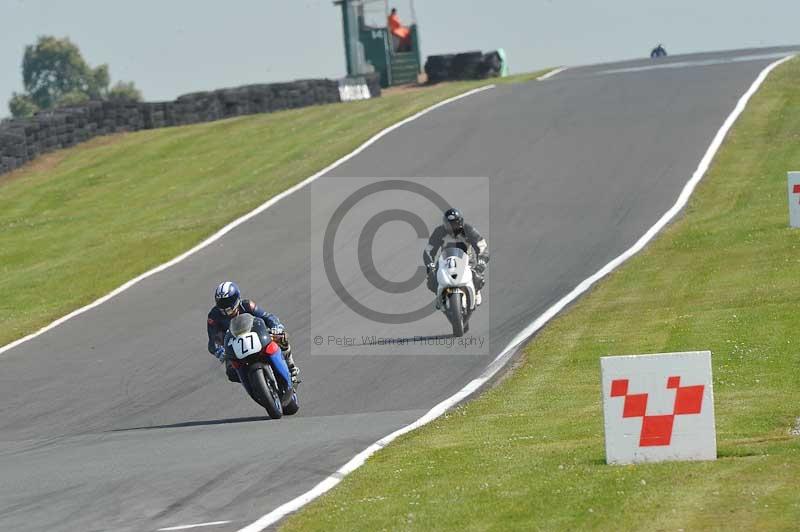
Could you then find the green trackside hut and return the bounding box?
[335,0,423,88]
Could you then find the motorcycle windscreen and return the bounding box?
[230,313,254,336]
[441,243,468,257]
[438,249,472,286]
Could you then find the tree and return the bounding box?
[21,36,107,110]
[7,35,143,117]
[87,64,110,100]
[8,92,39,118]
[56,90,90,107]
[107,81,142,103]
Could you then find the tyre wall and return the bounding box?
[424,51,503,83]
[0,73,380,176]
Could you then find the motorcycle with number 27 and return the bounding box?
[225,314,298,419]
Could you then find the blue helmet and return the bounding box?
[214,281,241,316]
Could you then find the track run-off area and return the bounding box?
[0,47,797,532]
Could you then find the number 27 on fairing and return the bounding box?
[230,332,263,359]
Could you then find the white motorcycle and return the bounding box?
[435,244,478,337]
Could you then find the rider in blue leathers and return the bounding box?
[207,281,299,383]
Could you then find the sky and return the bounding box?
[2,0,800,117]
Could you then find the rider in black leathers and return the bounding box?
[422,208,489,307]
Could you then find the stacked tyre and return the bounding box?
[477,51,503,79]
[425,50,504,82]
[425,54,455,83]
[451,51,484,79]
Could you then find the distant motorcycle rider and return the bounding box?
[651,43,667,58]
[422,208,489,307]
[207,281,300,383]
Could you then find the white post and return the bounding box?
[788,172,800,228]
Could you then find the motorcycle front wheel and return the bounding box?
[448,291,465,337]
[248,367,283,419]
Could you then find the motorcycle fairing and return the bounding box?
[265,345,293,393]
[435,246,476,310]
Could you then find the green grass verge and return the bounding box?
[493,69,557,84]
[0,71,549,348]
[280,60,800,531]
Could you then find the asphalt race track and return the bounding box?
[0,47,796,532]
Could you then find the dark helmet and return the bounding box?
[214,281,241,317]
[443,207,464,236]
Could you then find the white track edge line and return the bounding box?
[0,84,495,358]
[537,66,568,80]
[235,54,796,532]
[157,521,232,531]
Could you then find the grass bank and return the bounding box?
[0,71,549,349]
[281,60,800,531]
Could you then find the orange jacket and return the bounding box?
[388,13,410,39]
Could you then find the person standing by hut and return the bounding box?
[387,7,411,51]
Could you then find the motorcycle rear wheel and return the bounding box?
[283,392,300,415]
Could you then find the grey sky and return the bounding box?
[2,0,799,117]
